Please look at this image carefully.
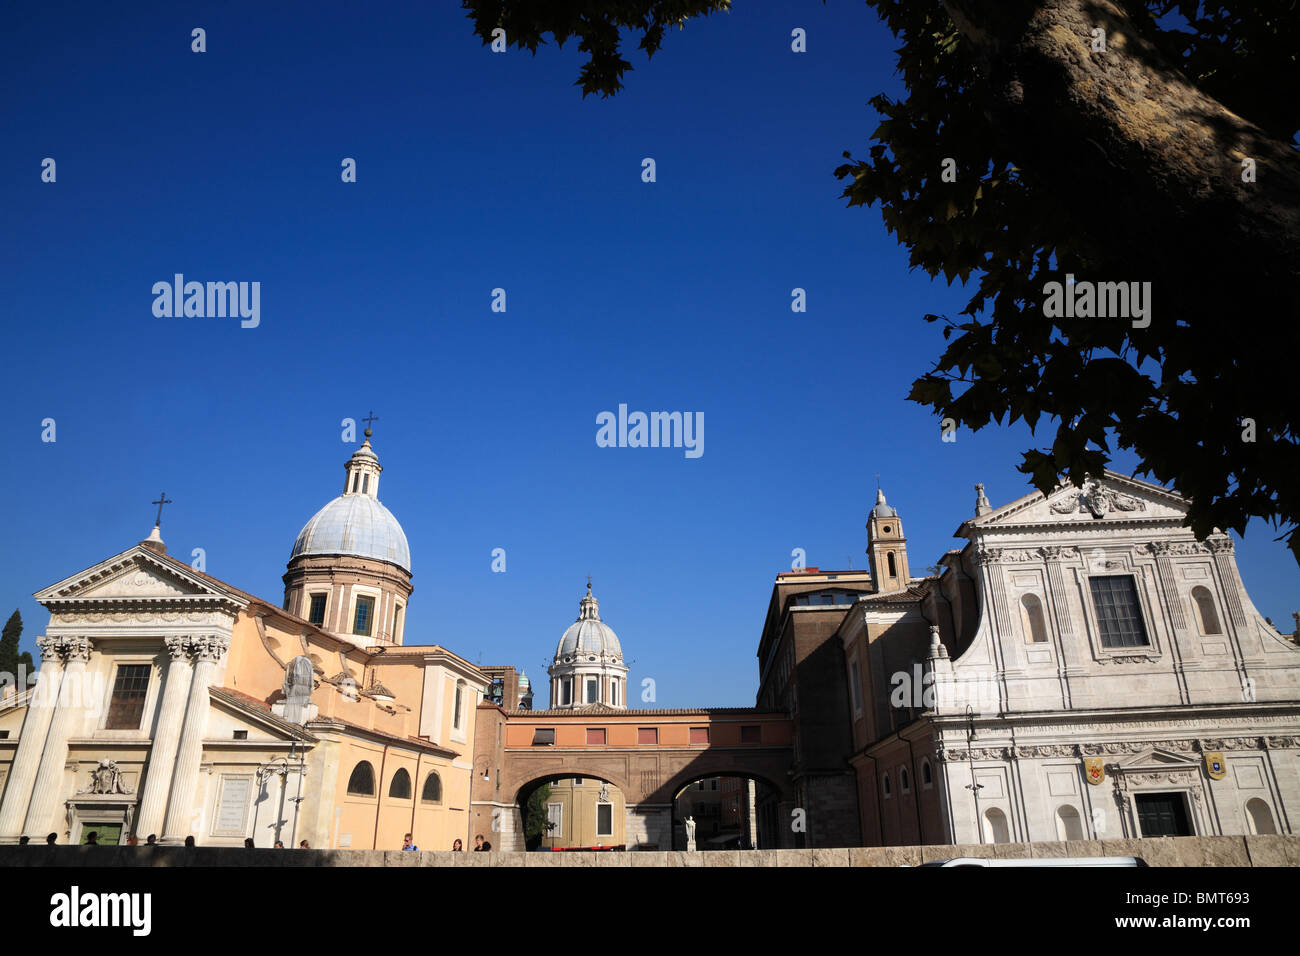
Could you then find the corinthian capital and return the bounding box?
[188,634,230,662]
[58,636,94,663]
[36,635,63,663]
[164,635,190,660]
[1206,537,1234,554]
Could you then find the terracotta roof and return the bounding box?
[304,714,458,757]
[209,686,318,741]
[856,582,932,605]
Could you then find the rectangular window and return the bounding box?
[105,664,151,730]
[393,604,404,641]
[596,802,613,837]
[532,728,555,746]
[586,679,598,704]
[353,595,375,636]
[547,802,563,835]
[232,730,248,740]
[740,725,762,744]
[689,726,709,745]
[453,684,464,730]
[1090,575,1149,648]
[637,727,658,745]
[561,679,572,706]
[586,728,606,746]
[308,594,327,626]
[611,680,619,706]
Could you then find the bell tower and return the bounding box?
[866,485,910,591]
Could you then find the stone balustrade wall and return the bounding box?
[1,834,1297,867]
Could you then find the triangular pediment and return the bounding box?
[970,471,1188,529]
[1113,747,1200,771]
[35,546,238,607]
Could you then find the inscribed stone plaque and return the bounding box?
[215,776,252,833]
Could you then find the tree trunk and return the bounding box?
[941,0,1300,318]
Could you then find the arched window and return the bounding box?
[900,767,910,793]
[982,807,1010,844]
[1192,586,1222,635]
[921,759,933,787]
[1055,805,1084,841]
[388,768,411,800]
[1021,594,1048,643]
[1245,798,1276,835]
[421,772,443,804]
[882,773,892,798]
[346,761,375,796]
[887,552,897,578]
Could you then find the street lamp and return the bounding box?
[964,705,984,844]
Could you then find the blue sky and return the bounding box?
[2,1,1295,707]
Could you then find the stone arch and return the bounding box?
[1055,804,1084,840]
[1245,798,1276,835]
[658,765,792,807]
[506,767,635,808]
[982,807,1010,843]
[1191,586,1222,635]
[1020,593,1048,643]
[664,768,789,852]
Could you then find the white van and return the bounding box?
[920,856,1147,867]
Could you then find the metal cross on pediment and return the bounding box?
[152,492,172,528]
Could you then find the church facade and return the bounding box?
[3,430,1298,854]
[836,472,1300,846]
[0,433,488,849]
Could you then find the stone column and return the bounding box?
[746,778,758,848]
[0,638,65,842]
[132,637,194,839]
[22,637,93,839]
[162,635,228,843]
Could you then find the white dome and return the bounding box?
[554,584,623,662]
[291,494,411,572]
[556,618,623,662]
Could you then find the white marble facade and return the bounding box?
[0,541,301,845]
[867,472,1300,845]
